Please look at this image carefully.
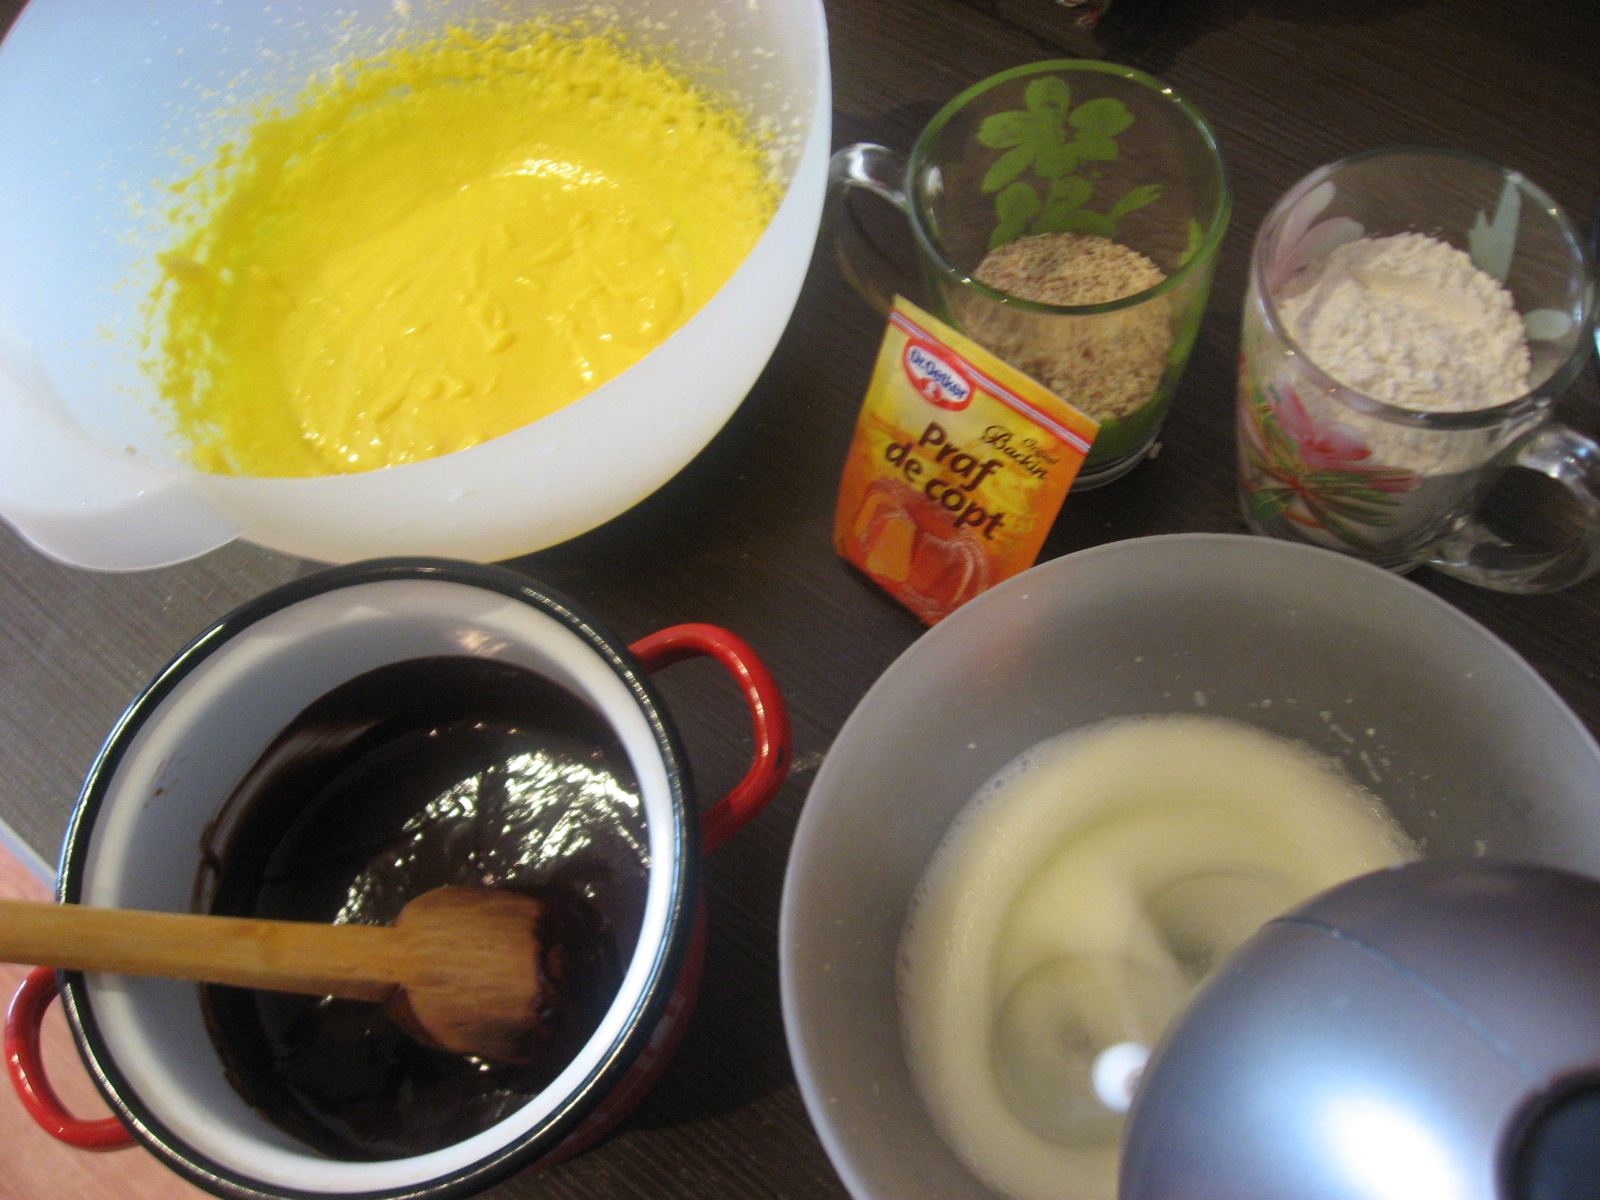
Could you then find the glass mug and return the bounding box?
[831,60,1231,488]
[1239,147,1600,592]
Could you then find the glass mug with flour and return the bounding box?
[831,60,1231,488]
[1239,147,1599,592]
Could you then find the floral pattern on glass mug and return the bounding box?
[1236,148,1600,589]
[1238,372,1421,555]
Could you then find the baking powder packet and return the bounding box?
[835,297,1099,624]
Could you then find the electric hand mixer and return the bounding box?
[1118,860,1600,1200]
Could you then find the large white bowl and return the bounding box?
[0,0,829,568]
[780,533,1600,1200]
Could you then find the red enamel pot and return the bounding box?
[5,558,789,1199]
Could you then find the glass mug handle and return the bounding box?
[1427,423,1600,593]
[827,143,921,314]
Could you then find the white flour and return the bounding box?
[1279,232,1529,411]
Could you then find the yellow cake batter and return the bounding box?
[151,25,778,476]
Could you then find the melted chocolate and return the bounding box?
[198,656,649,1160]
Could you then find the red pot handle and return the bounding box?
[5,966,135,1150]
[628,623,791,854]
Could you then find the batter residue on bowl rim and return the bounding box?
[149,22,779,477]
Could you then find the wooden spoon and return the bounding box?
[0,886,557,1064]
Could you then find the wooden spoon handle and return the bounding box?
[0,898,403,1003]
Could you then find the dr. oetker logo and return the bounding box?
[903,340,975,411]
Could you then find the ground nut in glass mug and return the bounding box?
[1238,147,1599,592]
[830,60,1230,489]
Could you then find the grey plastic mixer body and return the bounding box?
[1119,861,1600,1200]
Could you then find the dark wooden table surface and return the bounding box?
[1,0,1598,1197]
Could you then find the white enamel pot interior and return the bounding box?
[55,560,698,1199]
[780,532,1600,1200]
[0,0,830,568]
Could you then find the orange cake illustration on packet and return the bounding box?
[836,297,1099,624]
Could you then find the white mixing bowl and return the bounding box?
[781,533,1600,1200]
[0,0,829,568]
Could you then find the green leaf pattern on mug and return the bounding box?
[1179,218,1205,266]
[1066,96,1134,158]
[995,181,1042,228]
[977,77,1160,249]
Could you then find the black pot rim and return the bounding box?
[55,557,700,1200]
